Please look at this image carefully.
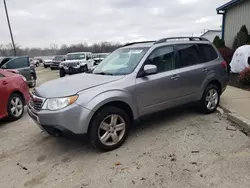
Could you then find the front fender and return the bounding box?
[77,89,138,119]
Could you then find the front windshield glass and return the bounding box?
[100,54,109,58]
[53,56,64,61]
[93,48,148,75]
[66,53,85,60]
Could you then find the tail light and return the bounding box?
[221,61,227,71]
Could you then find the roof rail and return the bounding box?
[123,41,156,47]
[154,37,209,44]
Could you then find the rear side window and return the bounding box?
[176,44,201,68]
[6,57,29,69]
[198,44,218,62]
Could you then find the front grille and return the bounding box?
[29,92,44,111]
[62,62,80,67]
[52,61,60,66]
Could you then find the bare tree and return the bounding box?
[0,42,122,57]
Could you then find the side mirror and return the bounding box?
[1,64,7,69]
[143,64,157,75]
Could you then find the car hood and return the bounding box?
[35,73,125,98]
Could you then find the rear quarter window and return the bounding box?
[198,44,218,63]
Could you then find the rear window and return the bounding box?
[176,44,201,68]
[198,44,218,63]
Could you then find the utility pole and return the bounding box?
[3,0,16,56]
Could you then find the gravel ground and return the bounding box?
[0,67,250,188]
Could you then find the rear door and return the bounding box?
[0,73,9,117]
[5,57,31,81]
[197,43,221,75]
[175,44,205,102]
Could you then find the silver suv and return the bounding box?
[28,37,229,151]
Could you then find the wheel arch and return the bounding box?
[199,73,223,100]
[87,100,134,134]
[10,90,25,105]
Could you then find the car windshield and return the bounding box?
[53,56,64,60]
[93,48,148,75]
[67,53,86,60]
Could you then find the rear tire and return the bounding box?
[59,68,65,77]
[7,93,24,121]
[89,106,130,151]
[199,84,220,114]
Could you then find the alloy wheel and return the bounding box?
[10,97,23,117]
[205,88,219,110]
[98,114,126,146]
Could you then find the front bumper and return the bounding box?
[61,65,86,75]
[20,82,30,104]
[50,64,60,69]
[27,103,94,134]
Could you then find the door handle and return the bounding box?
[171,75,180,80]
[202,68,208,72]
[2,81,7,85]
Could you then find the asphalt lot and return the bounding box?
[0,66,250,188]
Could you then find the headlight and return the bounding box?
[42,95,78,111]
[80,61,86,66]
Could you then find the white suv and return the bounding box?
[59,52,94,77]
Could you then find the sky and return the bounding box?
[0,0,229,48]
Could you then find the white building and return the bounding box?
[217,0,250,48]
[200,30,222,42]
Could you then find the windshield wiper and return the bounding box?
[94,72,114,75]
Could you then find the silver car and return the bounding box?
[28,37,229,151]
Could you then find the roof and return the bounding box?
[201,30,222,37]
[217,0,243,12]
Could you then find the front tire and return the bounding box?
[59,68,65,77]
[199,84,220,114]
[44,64,47,68]
[89,106,130,151]
[28,74,36,88]
[7,93,24,121]
[80,65,88,73]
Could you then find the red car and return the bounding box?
[0,69,30,121]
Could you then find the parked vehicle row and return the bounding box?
[43,53,109,76]
[27,37,229,151]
